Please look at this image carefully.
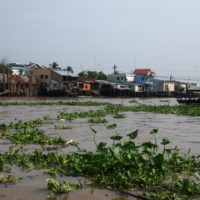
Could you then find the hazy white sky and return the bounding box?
[1,0,200,80]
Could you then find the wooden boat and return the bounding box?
[177,97,200,104]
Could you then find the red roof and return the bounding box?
[78,76,98,83]
[0,74,29,83]
[133,69,153,75]
[10,75,29,83]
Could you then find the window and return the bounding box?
[40,75,44,79]
[79,83,83,88]
[45,75,48,79]
[63,76,67,81]
[165,85,169,92]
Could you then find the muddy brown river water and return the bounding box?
[0,97,199,200]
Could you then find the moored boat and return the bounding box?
[177,97,200,104]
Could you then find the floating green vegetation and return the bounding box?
[0,119,44,132]
[58,109,108,120]
[0,175,20,184]
[129,99,138,104]
[159,99,170,103]
[0,118,67,146]
[55,125,72,130]
[2,128,65,145]
[58,103,200,120]
[43,115,51,120]
[113,113,125,119]
[1,102,200,199]
[131,104,200,116]
[88,118,108,123]
[57,127,200,200]
[0,101,111,107]
[47,178,83,194]
[0,127,199,199]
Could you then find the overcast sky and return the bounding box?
[1,0,200,81]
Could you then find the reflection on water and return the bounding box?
[0,97,199,200]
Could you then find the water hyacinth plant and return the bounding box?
[2,128,66,145]
[113,113,125,119]
[88,117,108,123]
[57,103,200,119]
[1,101,200,200]
[0,175,20,184]
[0,101,111,107]
[0,127,199,199]
[47,178,83,194]
[54,125,72,130]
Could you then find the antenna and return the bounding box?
[113,65,117,74]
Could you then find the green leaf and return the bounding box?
[142,142,157,149]
[122,141,136,149]
[106,123,117,130]
[97,142,107,151]
[195,172,200,179]
[109,147,120,156]
[127,130,138,140]
[110,135,123,141]
[153,153,164,168]
[161,138,170,145]
[150,129,158,135]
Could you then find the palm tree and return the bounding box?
[66,66,73,75]
[0,61,12,90]
[49,62,59,69]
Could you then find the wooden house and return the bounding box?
[30,68,51,87]
[78,77,100,95]
[10,75,29,96]
[153,79,187,94]
[51,70,79,95]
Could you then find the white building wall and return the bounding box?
[163,83,175,92]
[126,74,135,82]
[12,69,20,75]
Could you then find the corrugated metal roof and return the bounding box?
[52,70,77,77]
[96,80,120,86]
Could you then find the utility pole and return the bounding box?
[113,65,117,74]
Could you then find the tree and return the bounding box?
[0,61,12,74]
[97,71,107,80]
[19,68,24,75]
[49,62,59,69]
[0,61,12,90]
[66,66,73,75]
[78,70,107,80]
[87,71,98,79]
[78,71,87,77]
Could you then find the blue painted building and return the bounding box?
[133,69,155,92]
